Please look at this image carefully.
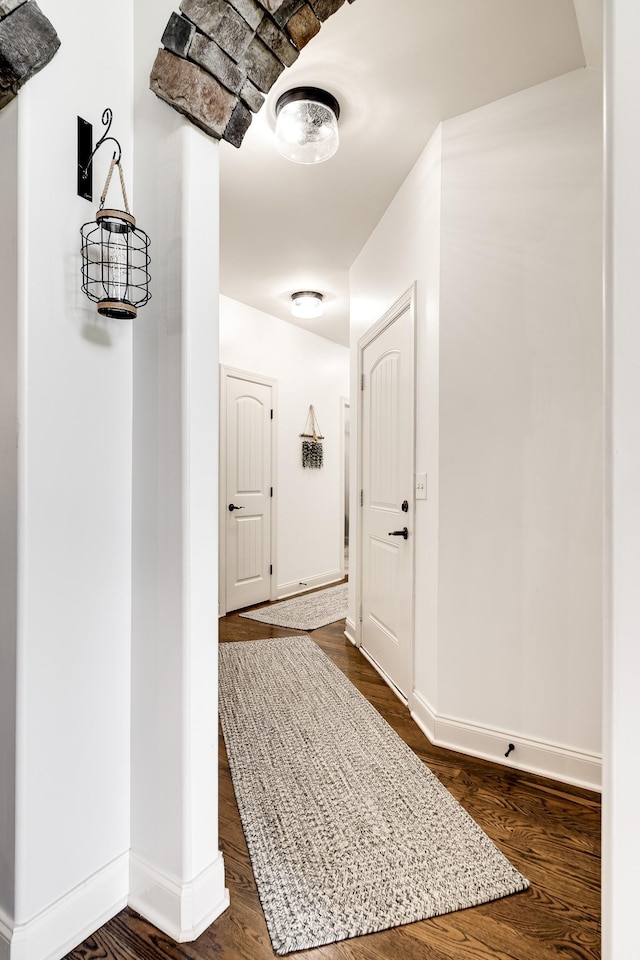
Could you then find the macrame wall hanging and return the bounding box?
[300,405,325,469]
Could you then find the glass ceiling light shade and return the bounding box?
[291,291,324,319]
[275,87,340,164]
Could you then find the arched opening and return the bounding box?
[150,0,357,147]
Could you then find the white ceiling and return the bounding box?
[219,0,602,347]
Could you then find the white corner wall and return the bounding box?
[351,68,603,790]
[604,0,640,953]
[349,128,443,698]
[3,2,134,957]
[1,2,229,957]
[130,0,228,941]
[437,68,603,784]
[0,98,18,940]
[220,296,350,595]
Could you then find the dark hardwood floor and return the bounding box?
[67,591,601,960]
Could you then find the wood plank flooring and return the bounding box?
[66,591,601,960]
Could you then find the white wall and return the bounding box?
[130,0,228,940]
[220,295,350,594]
[349,128,443,698]
[0,98,18,934]
[2,1,134,953]
[604,0,640,953]
[437,69,603,761]
[350,68,603,789]
[1,2,228,956]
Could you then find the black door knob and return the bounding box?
[228,503,245,512]
[401,500,409,513]
[388,527,409,540]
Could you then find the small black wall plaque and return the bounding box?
[77,116,93,201]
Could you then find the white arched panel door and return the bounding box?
[359,289,415,699]
[221,367,276,613]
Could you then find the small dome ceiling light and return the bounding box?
[291,291,324,319]
[275,87,340,164]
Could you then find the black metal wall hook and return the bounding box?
[84,108,122,173]
[77,108,123,201]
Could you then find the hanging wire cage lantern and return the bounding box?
[80,155,150,320]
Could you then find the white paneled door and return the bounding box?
[221,368,276,614]
[359,288,415,699]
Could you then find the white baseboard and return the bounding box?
[129,852,229,943]
[344,618,357,646]
[0,910,12,960]
[277,570,343,600]
[2,851,128,960]
[411,690,602,793]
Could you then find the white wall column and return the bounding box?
[0,4,134,959]
[0,97,18,960]
[130,0,228,940]
[603,1,640,955]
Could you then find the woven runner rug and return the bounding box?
[219,636,529,955]
[239,582,348,630]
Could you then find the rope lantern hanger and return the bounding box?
[300,405,325,469]
[80,108,151,321]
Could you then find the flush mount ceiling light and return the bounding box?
[291,291,324,319]
[275,87,340,164]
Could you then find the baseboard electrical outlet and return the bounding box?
[411,691,601,792]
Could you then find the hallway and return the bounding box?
[66,603,600,960]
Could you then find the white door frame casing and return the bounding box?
[356,285,417,707]
[339,396,350,581]
[219,365,278,617]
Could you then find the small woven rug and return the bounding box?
[219,636,529,955]
[239,582,348,630]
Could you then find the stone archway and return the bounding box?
[0,0,59,110]
[150,0,355,147]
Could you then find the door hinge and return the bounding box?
[270,409,274,420]
[360,373,365,391]
[270,487,273,498]
[269,564,273,576]
[360,489,363,507]
[359,604,363,622]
